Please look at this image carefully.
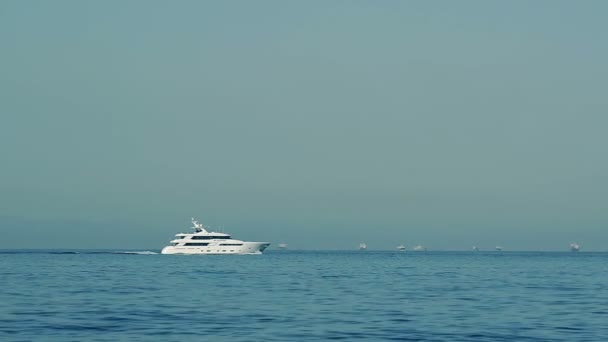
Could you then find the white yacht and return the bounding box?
[397,244,406,251]
[570,243,580,252]
[472,246,479,252]
[277,243,288,250]
[495,246,503,251]
[161,218,270,255]
[359,243,367,250]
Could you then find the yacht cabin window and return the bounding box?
[191,236,231,240]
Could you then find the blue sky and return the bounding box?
[1,1,607,250]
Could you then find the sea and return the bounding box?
[1,250,607,341]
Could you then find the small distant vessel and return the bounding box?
[277,243,288,250]
[359,243,367,250]
[413,245,427,252]
[397,244,406,251]
[472,246,479,252]
[570,243,580,252]
[161,218,270,255]
[495,246,503,251]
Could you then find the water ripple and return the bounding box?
[1,251,607,341]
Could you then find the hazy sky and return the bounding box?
[1,1,607,250]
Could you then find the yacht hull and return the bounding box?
[161,242,270,255]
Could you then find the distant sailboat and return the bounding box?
[570,243,580,252]
[413,245,427,252]
[397,244,406,251]
[359,243,367,250]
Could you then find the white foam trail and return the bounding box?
[115,251,159,255]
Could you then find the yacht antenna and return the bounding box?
[191,217,206,233]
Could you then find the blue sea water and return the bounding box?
[1,250,607,341]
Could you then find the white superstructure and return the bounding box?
[413,245,427,252]
[570,243,580,252]
[359,243,367,250]
[161,218,270,255]
[397,244,406,251]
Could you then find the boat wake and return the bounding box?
[114,251,159,255]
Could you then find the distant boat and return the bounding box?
[570,243,580,252]
[495,246,503,251]
[359,243,367,250]
[472,246,479,252]
[397,244,406,251]
[413,245,426,252]
[277,243,288,250]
